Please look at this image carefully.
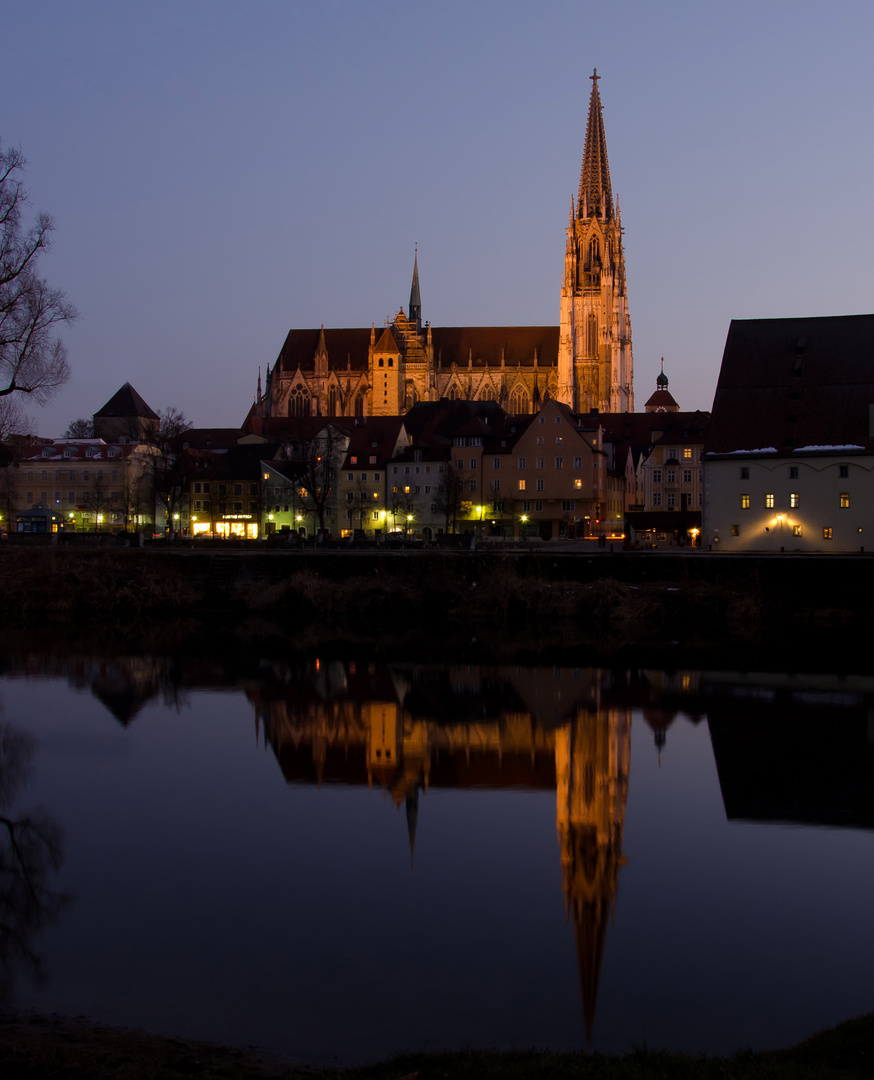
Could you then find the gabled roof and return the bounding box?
[342,416,407,468]
[705,315,874,457]
[374,326,400,353]
[94,382,158,420]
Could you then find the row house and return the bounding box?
[15,438,157,531]
[478,400,605,539]
[337,417,408,536]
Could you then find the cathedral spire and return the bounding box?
[409,246,422,331]
[578,69,613,221]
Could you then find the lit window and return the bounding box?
[683,448,692,459]
[765,493,775,508]
[840,493,850,508]
[792,525,802,536]
[824,527,833,539]
[731,524,740,536]
[369,456,377,464]
[790,493,799,508]
[518,479,526,491]
[741,494,750,509]
[574,479,582,490]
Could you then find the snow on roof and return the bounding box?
[793,444,866,452]
[705,447,778,456]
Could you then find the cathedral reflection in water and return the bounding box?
[248,662,637,1036]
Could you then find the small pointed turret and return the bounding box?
[578,69,613,221]
[409,247,422,331]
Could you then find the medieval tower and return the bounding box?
[558,71,634,413]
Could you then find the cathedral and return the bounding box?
[254,71,633,420]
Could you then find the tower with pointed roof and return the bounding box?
[558,71,634,414]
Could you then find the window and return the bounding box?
[374,473,380,482]
[203,482,210,493]
[517,456,526,469]
[194,482,202,494]
[667,493,676,508]
[456,459,464,470]
[839,465,849,478]
[536,478,544,491]
[468,479,477,492]
[683,448,692,460]
[555,457,563,469]
[518,480,526,491]
[653,492,662,506]
[573,456,582,469]
[536,456,544,469]
[824,527,833,540]
[792,525,802,536]
[350,456,358,465]
[574,479,582,490]
[666,470,675,483]
[739,467,749,480]
[369,455,377,465]
[536,436,544,445]
[470,459,477,470]
[233,502,243,513]
[346,472,353,482]
[789,466,798,479]
[522,500,531,512]
[790,493,799,508]
[534,500,543,512]
[765,493,775,508]
[840,493,850,508]
[493,458,501,469]
[683,470,692,483]
[653,469,662,483]
[561,500,575,511]
[731,524,740,536]
[492,480,500,492]
[360,472,367,482]
[741,494,750,509]
[555,436,563,445]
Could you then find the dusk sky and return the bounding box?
[4,0,873,435]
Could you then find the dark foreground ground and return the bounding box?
[2,1010,874,1080]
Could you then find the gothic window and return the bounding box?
[587,237,600,267]
[354,394,364,417]
[288,385,308,418]
[328,386,338,415]
[508,384,530,414]
[586,314,598,357]
[479,384,496,402]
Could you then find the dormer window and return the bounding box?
[64,448,74,458]
[371,441,378,448]
[86,448,94,458]
[42,449,51,458]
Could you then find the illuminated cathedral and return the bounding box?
[253,71,633,420]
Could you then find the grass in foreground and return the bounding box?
[2,1010,874,1080]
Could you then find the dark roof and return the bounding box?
[403,400,509,448]
[342,417,406,467]
[181,428,244,450]
[274,326,559,373]
[706,315,874,457]
[93,382,158,420]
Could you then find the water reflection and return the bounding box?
[3,649,874,1058]
[0,720,67,999]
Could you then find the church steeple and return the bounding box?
[578,70,613,221]
[409,247,422,331]
[558,70,634,413]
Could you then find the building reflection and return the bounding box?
[248,662,634,1038]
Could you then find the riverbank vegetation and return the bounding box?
[2,1008,874,1080]
[0,545,871,667]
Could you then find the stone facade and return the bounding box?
[252,73,631,422]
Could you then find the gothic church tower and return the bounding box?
[558,71,634,413]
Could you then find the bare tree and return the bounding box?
[432,462,464,534]
[63,417,93,439]
[282,422,347,535]
[0,396,32,443]
[0,143,77,403]
[144,407,193,531]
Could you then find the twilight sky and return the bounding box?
[4,0,873,435]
